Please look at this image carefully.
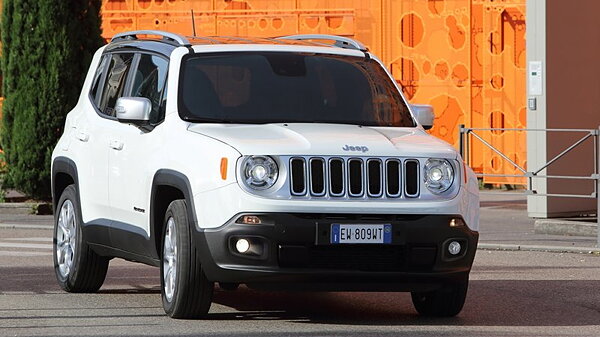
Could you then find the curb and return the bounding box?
[0,203,53,215]
[478,243,600,254]
[534,219,597,237]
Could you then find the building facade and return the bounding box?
[101,0,527,185]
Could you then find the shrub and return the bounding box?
[1,1,103,200]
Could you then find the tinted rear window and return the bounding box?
[178,52,415,127]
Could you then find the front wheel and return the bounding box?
[411,280,469,317]
[161,200,214,319]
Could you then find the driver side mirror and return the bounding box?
[410,104,435,130]
[115,97,151,126]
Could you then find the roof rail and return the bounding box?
[111,30,191,47]
[276,34,368,52]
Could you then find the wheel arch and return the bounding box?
[52,157,79,213]
[150,169,199,258]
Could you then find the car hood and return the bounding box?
[187,123,458,159]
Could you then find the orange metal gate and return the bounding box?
[101,0,527,184]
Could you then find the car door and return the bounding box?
[72,52,135,236]
[107,53,169,250]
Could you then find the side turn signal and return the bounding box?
[220,157,228,180]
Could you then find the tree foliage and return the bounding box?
[1,1,104,199]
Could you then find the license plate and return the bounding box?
[330,224,392,244]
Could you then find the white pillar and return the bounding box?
[526,0,548,218]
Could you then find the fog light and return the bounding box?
[448,241,462,255]
[238,215,261,225]
[449,218,465,227]
[235,239,250,253]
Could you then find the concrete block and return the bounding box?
[534,219,598,237]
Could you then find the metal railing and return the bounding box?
[458,125,600,247]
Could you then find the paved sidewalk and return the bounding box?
[478,191,599,253]
[0,192,598,253]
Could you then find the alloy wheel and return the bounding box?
[163,217,178,302]
[56,200,77,278]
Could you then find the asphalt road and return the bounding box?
[1,223,600,337]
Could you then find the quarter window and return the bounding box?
[97,53,135,117]
[90,55,110,106]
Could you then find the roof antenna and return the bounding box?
[191,9,197,36]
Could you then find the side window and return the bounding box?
[131,54,169,124]
[97,53,135,117]
[90,55,110,106]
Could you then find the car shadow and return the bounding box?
[210,279,600,326]
[5,265,600,327]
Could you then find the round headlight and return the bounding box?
[424,159,454,194]
[242,156,278,190]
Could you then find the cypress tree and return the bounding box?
[1,1,104,200]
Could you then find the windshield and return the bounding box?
[178,52,415,127]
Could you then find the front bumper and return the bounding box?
[194,213,478,292]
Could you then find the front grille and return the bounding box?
[289,157,420,198]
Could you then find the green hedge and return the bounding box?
[1,1,104,200]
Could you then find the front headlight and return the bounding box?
[242,156,278,190]
[424,159,454,194]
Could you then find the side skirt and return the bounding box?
[88,243,160,267]
[82,220,160,267]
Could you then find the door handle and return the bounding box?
[76,132,89,142]
[109,140,124,151]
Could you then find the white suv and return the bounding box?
[51,31,480,319]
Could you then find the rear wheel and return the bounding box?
[161,200,214,318]
[411,280,469,317]
[53,185,109,292]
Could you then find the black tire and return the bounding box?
[219,282,240,291]
[411,280,469,317]
[53,185,109,292]
[161,200,214,319]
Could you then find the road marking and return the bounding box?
[0,291,36,295]
[0,224,53,230]
[0,242,51,249]
[0,250,50,256]
[0,236,53,256]
[4,237,52,242]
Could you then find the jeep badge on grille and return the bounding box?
[342,145,369,153]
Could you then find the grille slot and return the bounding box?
[309,158,326,196]
[405,160,420,197]
[348,159,364,197]
[329,158,345,196]
[290,158,306,195]
[367,159,383,197]
[386,159,401,197]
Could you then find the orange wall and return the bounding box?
[101,0,526,184]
